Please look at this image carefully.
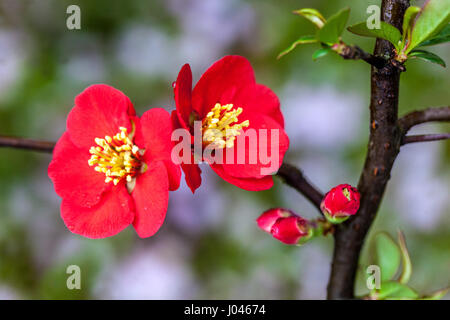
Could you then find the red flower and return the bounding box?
[256,208,312,245]
[48,84,181,239]
[172,55,289,192]
[320,184,360,223]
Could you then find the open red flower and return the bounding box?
[48,84,181,239]
[172,55,289,193]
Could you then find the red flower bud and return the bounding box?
[256,208,293,233]
[321,184,360,223]
[271,216,311,245]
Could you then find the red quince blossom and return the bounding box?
[172,55,289,193]
[48,84,181,239]
[321,184,360,223]
[256,208,311,245]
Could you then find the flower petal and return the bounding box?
[181,162,202,193]
[67,84,135,149]
[174,64,193,129]
[210,163,274,191]
[48,132,110,207]
[235,83,285,127]
[132,161,169,238]
[61,186,134,239]
[221,113,289,179]
[192,56,256,118]
[134,108,181,191]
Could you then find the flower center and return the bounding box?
[88,127,142,185]
[202,103,249,149]
[342,187,351,201]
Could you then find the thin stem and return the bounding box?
[337,44,387,69]
[402,133,450,145]
[0,136,55,153]
[276,162,324,213]
[398,106,450,133]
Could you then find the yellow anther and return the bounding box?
[202,103,250,149]
[88,126,142,185]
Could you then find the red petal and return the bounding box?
[61,187,134,239]
[181,163,202,193]
[48,132,110,207]
[192,56,255,119]
[174,64,193,129]
[210,163,274,191]
[132,162,169,238]
[134,108,181,191]
[221,113,289,179]
[67,84,135,149]
[234,83,284,127]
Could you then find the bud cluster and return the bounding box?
[257,184,361,245]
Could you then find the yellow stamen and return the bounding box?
[88,127,142,185]
[342,188,351,201]
[202,103,250,149]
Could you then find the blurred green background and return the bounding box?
[0,0,448,299]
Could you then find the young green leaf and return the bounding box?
[397,231,413,284]
[293,8,326,29]
[418,24,450,47]
[348,22,402,50]
[312,47,332,61]
[407,0,450,53]
[374,232,401,281]
[408,49,446,67]
[277,35,317,59]
[377,281,419,300]
[317,7,350,44]
[402,6,421,45]
[421,287,449,300]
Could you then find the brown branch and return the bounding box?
[337,44,387,69]
[277,162,324,213]
[402,133,450,145]
[0,136,55,153]
[398,106,450,133]
[327,0,410,300]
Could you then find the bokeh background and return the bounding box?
[0,0,448,299]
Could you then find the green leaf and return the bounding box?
[419,24,450,46]
[402,6,421,44]
[277,35,317,59]
[377,281,419,300]
[397,231,413,284]
[408,49,446,67]
[317,7,350,44]
[374,232,401,281]
[312,47,332,61]
[293,8,326,29]
[408,0,450,52]
[348,21,402,50]
[421,288,449,300]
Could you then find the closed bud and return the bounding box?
[271,216,312,245]
[321,184,360,224]
[256,208,294,233]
